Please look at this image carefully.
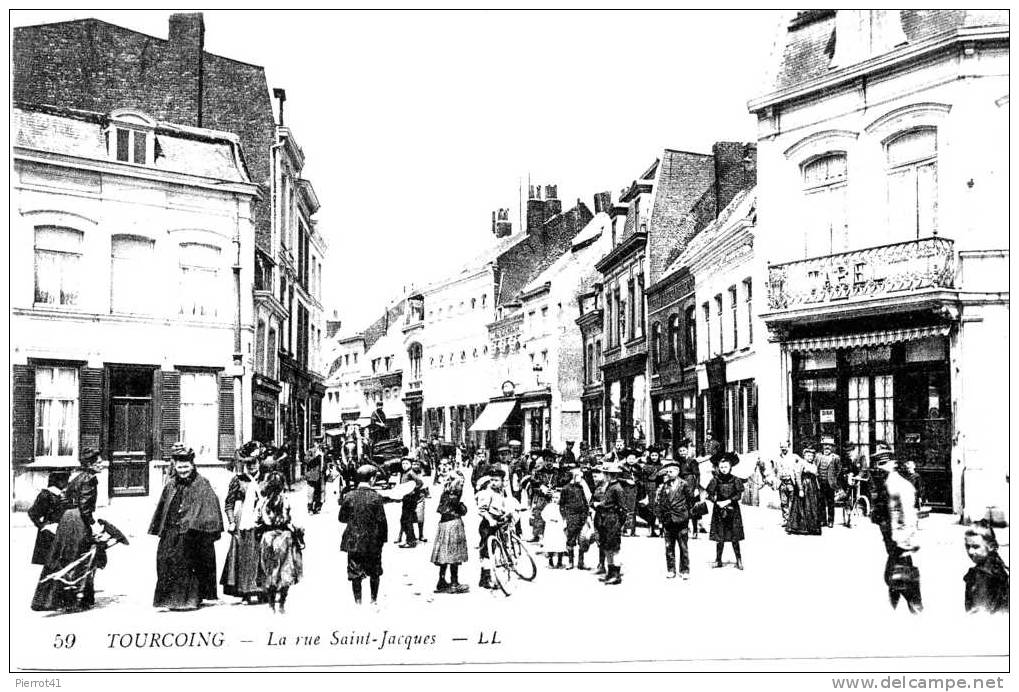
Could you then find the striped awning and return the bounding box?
[784,325,950,353]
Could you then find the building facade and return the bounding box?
[749,10,1009,517]
[11,105,258,507]
[323,332,366,432]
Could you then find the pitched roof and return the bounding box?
[771,10,1009,93]
[663,186,756,280]
[645,149,716,283]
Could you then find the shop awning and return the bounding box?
[469,400,517,432]
[784,325,950,353]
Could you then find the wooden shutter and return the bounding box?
[747,382,759,453]
[12,365,35,465]
[218,373,235,461]
[160,370,181,460]
[79,367,104,454]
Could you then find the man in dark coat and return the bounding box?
[149,446,224,611]
[620,450,641,537]
[338,465,390,605]
[638,446,664,537]
[562,441,578,468]
[816,436,842,528]
[369,401,388,445]
[677,438,704,537]
[656,462,697,579]
[559,467,590,569]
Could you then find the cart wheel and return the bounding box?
[487,536,512,596]
[507,532,537,582]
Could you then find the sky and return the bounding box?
[11,10,783,332]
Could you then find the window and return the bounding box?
[637,274,645,338]
[729,285,738,351]
[743,279,753,345]
[481,294,487,308]
[801,153,848,257]
[267,328,277,379]
[34,226,82,306]
[604,290,614,347]
[669,314,681,362]
[616,290,625,346]
[702,302,711,361]
[106,127,150,164]
[540,306,548,325]
[714,295,724,355]
[179,242,221,318]
[408,343,423,379]
[180,371,218,461]
[586,343,594,383]
[684,306,696,364]
[541,350,548,366]
[34,366,78,460]
[650,323,661,372]
[471,298,476,309]
[256,320,267,373]
[886,128,937,238]
[111,235,154,314]
[627,280,636,341]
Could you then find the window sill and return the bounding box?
[625,336,646,348]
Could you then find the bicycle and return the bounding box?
[486,518,537,596]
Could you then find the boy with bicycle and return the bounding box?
[475,469,517,590]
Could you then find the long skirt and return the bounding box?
[153,527,218,609]
[221,528,263,597]
[31,509,101,611]
[258,529,303,589]
[430,518,469,565]
[787,477,823,535]
[32,529,57,566]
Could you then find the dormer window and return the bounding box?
[105,110,156,165]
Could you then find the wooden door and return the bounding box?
[108,367,153,496]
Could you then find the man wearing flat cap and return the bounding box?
[655,460,697,579]
[338,464,389,605]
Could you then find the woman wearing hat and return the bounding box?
[31,448,105,611]
[221,441,268,604]
[27,471,70,566]
[706,452,745,569]
[149,444,224,611]
[786,446,823,536]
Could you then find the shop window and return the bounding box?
[180,371,218,461]
[797,350,837,370]
[801,153,848,258]
[34,366,78,460]
[886,128,938,239]
[111,235,154,314]
[34,226,83,307]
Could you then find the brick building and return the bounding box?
[13,13,327,481]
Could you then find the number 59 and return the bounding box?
[53,633,76,649]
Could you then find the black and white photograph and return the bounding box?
[6,8,1011,681]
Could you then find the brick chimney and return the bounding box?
[593,191,612,215]
[492,208,512,238]
[168,13,205,127]
[325,310,342,339]
[527,182,561,234]
[712,142,757,218]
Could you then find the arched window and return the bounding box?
[650,323,661,373]
[34,226,83,307]
[886,128,937,238]
[668,314,681,361]
[684,306,697,363]
[801,152,848,258]
[111,234,155,314]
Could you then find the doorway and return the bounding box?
[107,365,154,496]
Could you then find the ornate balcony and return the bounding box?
[767,237,956,318]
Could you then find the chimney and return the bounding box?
[168,13,205,127]
[326,310,343,339]
[712,142,756,219]
[526,182,546,234]
[492,208,512,238]
[273,88,287,126]
[593,191,612,215]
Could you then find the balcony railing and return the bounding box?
[767,237,955,311]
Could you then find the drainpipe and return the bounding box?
[234,196,245,447]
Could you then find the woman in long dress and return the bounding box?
[706,452,745,569]
[787,446,823,536]
[257,473,303,613]
[150,446,224,611]
[221,443,266,603]
[27,471,70,566]
[430,460,469,594]
[31,450,104,611]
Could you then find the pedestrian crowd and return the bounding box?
[25,433,1009,618]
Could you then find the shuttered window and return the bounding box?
[34,366,78,460]
[12,366,36,464]
[218,373,235,460]
[161,370,181,460]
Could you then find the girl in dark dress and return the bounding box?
[257,474,303,613]
[31,450,104,612]
[28,471,70,565]
[787,447,823,536]
[149,446,224,611]
[430,461,470,594]
[706,452,745,569]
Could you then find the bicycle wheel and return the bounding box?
[487,536,513,596]
[507,531,538,582]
